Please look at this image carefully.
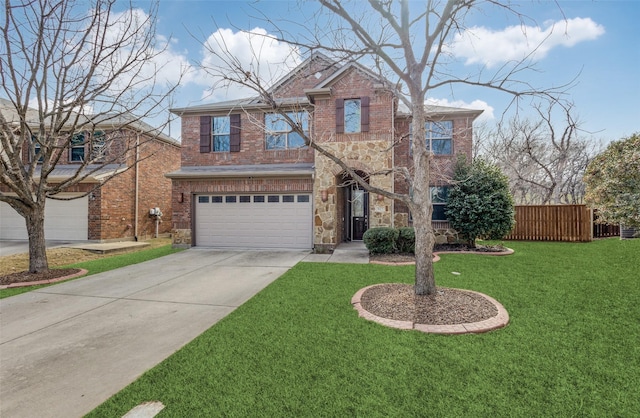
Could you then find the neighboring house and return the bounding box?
[0,98,181,241]
[168,54,482,251]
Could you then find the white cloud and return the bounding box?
[197,27,301,101]
[93,8,193,92]
[426,98,495,122]
[447,17,605,68]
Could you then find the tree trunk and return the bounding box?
[409,94,437,296]
[25,205,49,273]
[413,206,436,295]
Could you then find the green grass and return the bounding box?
[86,238,640,417]
[0,245,181,299]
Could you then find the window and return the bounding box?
[344,99,361,133]
[283,195,294,203]
[225,196,237,203]
[70,133,85,162]
[268,195,280,203]
[198,196,210,203]
[336,97,369,133]
[212,196,223,203]
[265,112,308,150]
[200,114,240,153]
[253,195,265,203]
[297,195,309,203]
[430,186,449,221]
[213,116,230,152]
[31,135,43,163]
[409,120,453,155]
[427,121,453,155]
[90,131,107,161]
[239,196,251,203]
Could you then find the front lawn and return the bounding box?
[88,239,639,417]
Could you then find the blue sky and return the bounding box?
[133,1,639,143]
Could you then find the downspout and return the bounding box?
[134,133,139,241]
[390,94,395,228]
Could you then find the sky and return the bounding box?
[25,0,640,143]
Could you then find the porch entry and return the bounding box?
[344,183,369,241]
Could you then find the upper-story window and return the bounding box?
[199,114,241,153]
[265,111,308,150]
[409,120,454,155]
[31,135,43,163]
[426,120,453,155]
[69,131,107,162]
[344,99,361,133]
[91,131,106,161]
[70,132,86,162]
[212,116,230,152]
[335,97,370,134]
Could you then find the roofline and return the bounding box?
[0,98,178,147]
[170,98,312,116]
[396,107,485,120]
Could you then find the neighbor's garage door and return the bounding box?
[0,193,89,240]
[195,193,312,249]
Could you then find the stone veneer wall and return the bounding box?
[313,140,394,250]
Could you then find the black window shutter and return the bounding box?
[361,96,370,132]
[229,114,241,152]
[335,98,344,133]
[199,116,211,153]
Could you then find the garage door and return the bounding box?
[195,193,312,249]
[0,194,89,240]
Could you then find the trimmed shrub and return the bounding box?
[396,227,415,253]
[363,227,399,254]
[446,158,515,247]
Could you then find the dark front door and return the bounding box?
[350,185,368,240]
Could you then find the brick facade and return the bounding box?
[4,127,180,242]
[169,53,481,249]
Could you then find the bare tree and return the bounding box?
[480,100,599,204]
[0,0,181,273]
[199,0,570,295]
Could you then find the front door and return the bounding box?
[350,185,368,240]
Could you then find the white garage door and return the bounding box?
[0,194,89,240]
[195,193,312,249]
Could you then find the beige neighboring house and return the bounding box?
[168,53,483,250]
[0,98,181,241]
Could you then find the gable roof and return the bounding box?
[0,98,178,146]
[169,54,482,120]
[267,52,339,94]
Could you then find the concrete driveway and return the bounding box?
[0,248,309,418]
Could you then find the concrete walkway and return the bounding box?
[302,241,369,263]
[0,248,308,418]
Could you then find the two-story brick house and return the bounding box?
[0,99,181,241]
[168,54,482,251]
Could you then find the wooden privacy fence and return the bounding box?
[505,205,592,242]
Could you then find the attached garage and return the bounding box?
[195,193,312,249]
[0,194,89,241]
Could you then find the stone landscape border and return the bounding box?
[352,284,510,334]
[369,247,514,265]
[0,269,88,289]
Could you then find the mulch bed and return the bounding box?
[360,284,498,325]
[0,268,82,286]
[364,244,509,326]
